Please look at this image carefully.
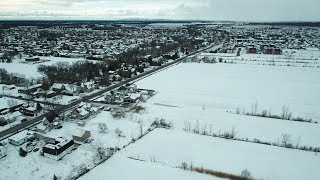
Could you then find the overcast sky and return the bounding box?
[0,0,319,21]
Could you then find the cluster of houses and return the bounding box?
[223,24,320,55]
[18,82,98,99]
[42,128,91,160]
[0,97,42,126]
[246,44,282,55]
[103,84,154,105]
[0,82,155,161]
[1,123,92,160]
[70,102,104,121]
[0,22,214,62]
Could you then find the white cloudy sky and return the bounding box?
[0,0,319,21]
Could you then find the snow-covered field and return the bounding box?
[121,128,320,180]
[81,155,219,180]
[199,49,320,68]
[136,63,320,120]
[1,61,320,180]
[80,62,320,180]
[0,56,90,78]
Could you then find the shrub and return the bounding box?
[281,134,292,147]
[222,128,237,139]
[241,169,252,178]
[115,128,125,138]
[192,167,251,180]
[112,111,126,119]
[66,164,90,180]
[93,143,108,164]
[180,162,189,170]
[133,106,146,113]
[98,123,108,134]
[152,118,173,129]
[53,174,58,180]
[261,110,268,117]
[19,147,27,157]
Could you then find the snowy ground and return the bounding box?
[81,62,320,180]
[198,49,320,68]
[81,155,219,180]
[136,63,320,120]
[121,128,320,180]
[0,111,147,180]
[0,56,91,78]
[1,60,319,179]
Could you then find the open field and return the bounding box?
[1,59,319,180]
[0,56,90,78]
[121,128,320,180]
[81,155,219,180]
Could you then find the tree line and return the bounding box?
[37,61,110,86]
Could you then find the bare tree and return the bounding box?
[92,142,108,165]
[98,123,108,134]
[295,136,301,148]
[235,106,240,114]
[222,127,237,139]
[281,133,292,147]
[193,120,200,134]
[183,121,191,132]
[251,101,258,115]
[138,119,143,136]
[241,169,252,178]
[281,105,292,120]
[115,128,125,138]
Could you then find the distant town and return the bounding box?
[0,21,319,180]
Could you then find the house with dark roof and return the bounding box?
[43,138,74,160]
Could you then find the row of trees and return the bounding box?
[0,51,19,63]
[37,61,110,85]
[0,68,35,85]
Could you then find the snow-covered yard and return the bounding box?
[0,110,147,180]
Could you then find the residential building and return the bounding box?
[43,138,75,160]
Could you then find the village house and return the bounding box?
[0,117,7,126]
[8,130,34,146]
[45,90,58,98]
[0,97,24,115]
[18,84,43,95]
[53,122,63,129]
[20,105,40,117]
[72,129,91,144]
[5,111,23,123]
[37,124,51,134]
[42,138,75,160]
[51,83,66,92]
[77,121,86,127]
[70,107,90,120]
[25,56,40,63]
[43,114,61,127]
[123,93,143,104]
[104,91,116,104]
